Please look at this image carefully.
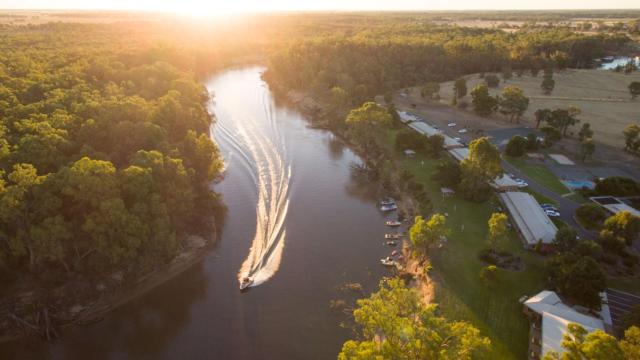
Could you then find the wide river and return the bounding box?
[6,67,394,359]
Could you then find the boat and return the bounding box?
[385,220,402,227]
[384,233,402,239]
[380,257,397,266]
[391,250,398,256]
[380,204,398,212]
[239,277,253,291]
[385,240,397,246]
[380,197,396,206]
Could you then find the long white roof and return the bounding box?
[498,192,558,245]
[525,290,605,356]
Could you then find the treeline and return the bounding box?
[0,24,222,282]
[266,26,629,102]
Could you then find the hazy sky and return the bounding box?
[1,0,639,13]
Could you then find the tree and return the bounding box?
[498,86,529,123]
[578,123,594,141]
[553,227,578,252]
[603,211,640,246]
[547,253,606,310]
[541,77,556,95]
[540,126,562,147]
[345,102,392,155]
[454,78,467,99]
[459,137,502,202]
[424,134,445,157]
[534,108,553,129]
[542,324,624,360]
[623,124,640,153]
[471,84,498,116]
[338,278,491,360]
[395,129,427,151]
[409,213,449,252]
[580,138,596,162]
[549,107,581,137]
[487,213,508,250]
[595,177,640,197]
[330,86,349,110]
[432,161,461,188]
[629,82,640,99]
[505,135,528,157]
[421,82,440,99]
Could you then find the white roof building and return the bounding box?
[448,147,469,162]
[524,290,606,358]
[491,174,520,192]
[498,192,558,247]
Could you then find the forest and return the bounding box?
[0,23,224,290]
[265,25,630,102]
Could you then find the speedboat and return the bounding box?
[385,220,402,227]
[384,233,402,239]
[380,257,397,266]
[380,204,398,212]
[239,277,253,291]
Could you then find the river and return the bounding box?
[5,66,394,359]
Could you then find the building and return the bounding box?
[523,290,610,360]
[491,174,521,192]
[447,147,469,162]
[498,192,558,247]
[590,196,640,217]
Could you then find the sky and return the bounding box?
[1,0,639,14]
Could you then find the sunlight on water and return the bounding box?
[210,69,291,288]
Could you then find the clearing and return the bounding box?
[434,68,640,148]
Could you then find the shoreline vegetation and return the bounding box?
[0,24,226,342]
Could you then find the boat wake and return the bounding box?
[212,80,290,289]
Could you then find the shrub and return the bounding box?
[594,177,640,197]
[576,203,607,229]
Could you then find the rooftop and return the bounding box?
[498,192,558,246]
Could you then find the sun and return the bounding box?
[157,0,250,18]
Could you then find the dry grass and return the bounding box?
[434,69,640,148]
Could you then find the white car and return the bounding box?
[545,209,561,217]
[458,128,468,134]
[453,137,462,142]
[515,179,528,188]
[447,123,456,127]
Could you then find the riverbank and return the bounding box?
[0,232,216,344]
[281,88,432,303]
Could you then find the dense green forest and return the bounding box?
[0,24,224,288]
[265,25,630,101]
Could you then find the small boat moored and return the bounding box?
[379,197,396,206]
[385,240,397,246]
[380,257,397,266]
[384,233,402,239]
[380,203,398,212]
[385,220,402,227]
[239,277,253,291]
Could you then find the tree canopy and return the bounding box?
[339,278,491,360]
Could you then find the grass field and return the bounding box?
[385,130,545,359]
[506,156,570,195]
[437,69,640,148]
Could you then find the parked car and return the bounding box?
[515,179,528,188]
[457,128,468,134]
[540,203,558,211]
[447,123,456,127]
[453,137,462,142]
[545,209,561,217]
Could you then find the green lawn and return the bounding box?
[506,156,570,195]
[386,135,545,359]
